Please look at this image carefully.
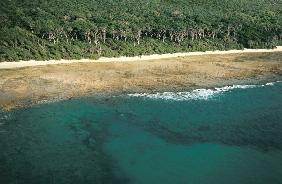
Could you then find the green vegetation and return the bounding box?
[0,0,282,61]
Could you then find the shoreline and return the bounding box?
[0,52,281,110]
[0,46,281,69]
[3,78,282,112]
[126,80,282,100]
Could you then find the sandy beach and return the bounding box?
[0,51,282,110]
[0,47,282,69]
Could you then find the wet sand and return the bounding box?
[0,52,282,110]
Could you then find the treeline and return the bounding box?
[0,0,282,61]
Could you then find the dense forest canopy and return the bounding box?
[0,0,282,61]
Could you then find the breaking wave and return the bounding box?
[128,81,281,101]
[0,113,12,128]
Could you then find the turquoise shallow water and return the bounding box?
[0,82,282,184]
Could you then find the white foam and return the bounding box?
[36,97,64,105]
[0,114,10,120]
[265,82,274,86]
[128,81,280,101]
[129,89,218,101]
[0,114,11,126]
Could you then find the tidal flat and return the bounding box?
[0,52,281,110]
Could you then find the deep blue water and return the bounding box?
[0,82,282,184]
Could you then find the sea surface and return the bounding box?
[0,81,282,184]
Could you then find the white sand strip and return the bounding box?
[0,46,282,69]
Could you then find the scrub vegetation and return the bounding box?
[0,0,282,61]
